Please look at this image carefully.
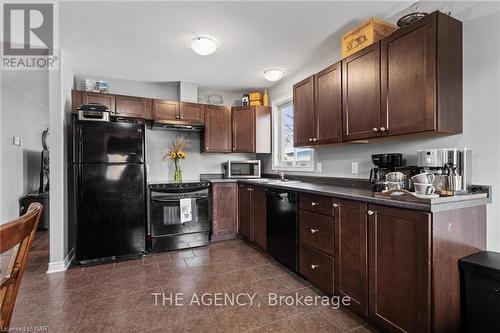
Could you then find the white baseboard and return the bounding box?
[47,247,75,273]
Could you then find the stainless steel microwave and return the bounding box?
[223,160,261,179]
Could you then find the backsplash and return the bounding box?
[145,129,255,182]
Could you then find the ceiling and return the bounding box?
[59,1,407,91]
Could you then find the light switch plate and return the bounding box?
[316,162,322,173]
[351,162,359,174]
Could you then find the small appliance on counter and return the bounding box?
[370,153,420,192]
[77,103,110,122]
[417,148,472,195]
[223,160,261,179]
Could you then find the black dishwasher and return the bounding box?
[267,189,298,272]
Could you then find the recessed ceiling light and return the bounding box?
[191,36,218,56]
[263,68,286,82]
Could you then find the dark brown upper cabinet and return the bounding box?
[152,99,180,122]
[179,102,205,123]
[232,106,271,153]
[203,105,232,153]
[81,91,116,115]
[293,76,315,146]
[315,62,343,145]
[381,11,462,136]
[115,95,151,118]
[342,42,382,141]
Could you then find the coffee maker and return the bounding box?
[417,148,472,195]
[370,153,403,191]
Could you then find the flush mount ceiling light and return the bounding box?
[263,68,286,82]
[191,36,218,56]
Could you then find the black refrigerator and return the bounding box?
[72,121,146,264]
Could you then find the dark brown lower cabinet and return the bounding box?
[299,244,334,294]
[334,199,369,317]
[368,204,431,333]
[237,185,267,250]
[211,183,238,241]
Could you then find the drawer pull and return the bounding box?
[311,264,319,270]
[311,202,319,206]
[310,228,319,234]
[494,288,500,293]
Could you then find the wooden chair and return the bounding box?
[0,203,43,330]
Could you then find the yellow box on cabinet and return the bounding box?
[342,18,397,58]
[248,92,262,101]
[249,100,262,106]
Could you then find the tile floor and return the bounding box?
[4,231,380,333]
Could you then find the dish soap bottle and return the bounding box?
[263,90,269,107]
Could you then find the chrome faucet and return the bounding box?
[276,169,286,180]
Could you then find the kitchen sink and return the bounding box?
[246,178,301,184]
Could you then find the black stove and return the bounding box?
[148,181,210,253]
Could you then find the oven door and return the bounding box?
[150,193,209,237]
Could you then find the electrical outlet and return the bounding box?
[12,136,22,147]
[316,162,322,173]
[351,162,359,174]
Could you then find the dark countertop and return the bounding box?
[230,179,491,213]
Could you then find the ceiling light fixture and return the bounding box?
[191,36,218,56]
[263,68,286,82]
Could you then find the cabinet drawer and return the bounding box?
[299,193,334,216]
[299,210,334,256]
[299,244,334,294]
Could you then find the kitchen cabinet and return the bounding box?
[314,62,343,144]
[368,204,431,333]
[152,99,180,122]
[380,11,462,136]
[211,183,238,241]
[342,42,382,141]
[115,95,151,118]
[179,102,205,123]
[334,199,369,317]
[298,193,334,294]
[203,105,232,153]
[72,90,83,112]
[232,106,271,153]
[237,184,267,250]
[293,76,315,146]
[81,91,116,115]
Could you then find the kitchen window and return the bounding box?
[272,94,315,171]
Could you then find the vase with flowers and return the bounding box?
[163,135,188,183]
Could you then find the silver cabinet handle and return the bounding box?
[309,138,313,142]
[313,138,318,142]
[373,128,379,132]
[333,203,339,208]
[380,127,386,132]
[310,228,319,234]
[180,116,184,120]
[311,264,319,270]
[311,202,319,206]
[367,210,375,215]
[116,111,120,114]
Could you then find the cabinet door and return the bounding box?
[232,106,255,153]
[72,90,83,113]
[115,95,149,118]
[293,76,315,146]
[381,17,436,136]
[179,102,205,123]
[334,199,368,316]
[203,105,232,152]
[211,183,238,239]
[252,187,267,251]
[152,100,179,121]
[315,62,343,144]
[82,92,116,115]
[368,204,431,333]
[238,184,252,240]
[342,43,382,141]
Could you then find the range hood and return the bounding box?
[151,121,205,132]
